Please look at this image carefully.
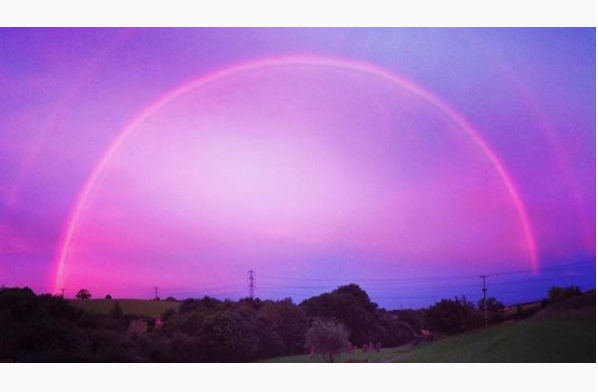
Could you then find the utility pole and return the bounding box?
[480,275,488,328]
[154,286,159,300]
[248,270,255,299]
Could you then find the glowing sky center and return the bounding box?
[52,56,539,295]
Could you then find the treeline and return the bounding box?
[0,284,587,362]
[0,284,413,362]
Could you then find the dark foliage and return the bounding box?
[254,314,284,359]
[477,297,505,325]
[1,284,528,362]
[548,285,582,303]
[0,288,141,362]
[424,296,481,335]
[198,310,259,362]
[109,301,124,320]
[76,289,91,300]
[392,309,424,332]
[300,284,416,347]
[300,284,377,345]
[261,298,308,354]
[305,319,350,362]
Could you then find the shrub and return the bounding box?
[127,319,148,337]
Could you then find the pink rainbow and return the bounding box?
[50,55,540,293]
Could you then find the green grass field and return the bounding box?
[262,318,596,363]
[395,319,595,362]
[69,299,180,317]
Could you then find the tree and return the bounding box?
[75,289,91,300]
[254,314,284,359]
[179,296,223,314]
[305,319,350,362]
[261,299,308,355]
[548,286,566,302]
[393,309,425,332]
[425,296,480,334]
[549,285,582,303]
[300,284,378,345]
[563,286,582,298]
[548,286,581,302]
[198,310,259,362]
[477,297,505,325]
[375,312,416,346]
[105,294,112,300]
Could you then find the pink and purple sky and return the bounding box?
[0,28,595,308]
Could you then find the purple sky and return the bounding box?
[0,28,595,308]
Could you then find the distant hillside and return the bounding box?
[69,299,180,317]
[534,290,596,320]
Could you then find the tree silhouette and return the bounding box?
[75,289,91,300]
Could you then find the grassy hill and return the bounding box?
[394,318,595,362]
[69,299,180,317]
[262,318,595,363]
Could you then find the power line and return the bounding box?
[79,261,592,307]
[259,273,478,283]
[144,260,593,301]
[258,261,595,284]
[149,271,583,298]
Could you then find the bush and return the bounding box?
[127,319,148,337]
